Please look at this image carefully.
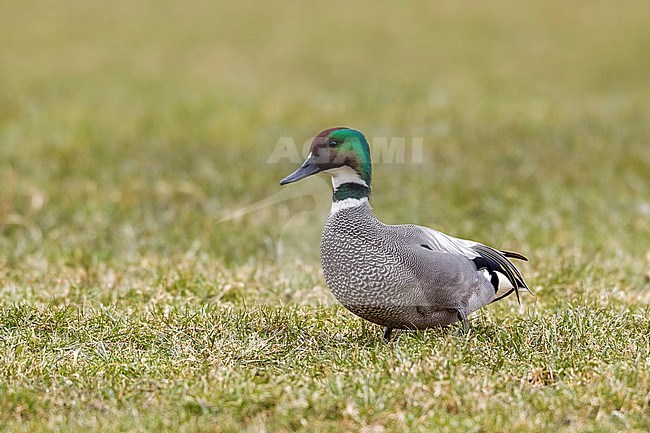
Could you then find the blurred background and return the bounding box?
[0,1,648,304]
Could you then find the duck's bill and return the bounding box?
[280,158,321,185]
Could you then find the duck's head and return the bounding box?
[280,127,372,200]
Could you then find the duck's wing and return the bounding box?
[400,224,530,303]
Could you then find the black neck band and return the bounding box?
[333,183,370,201]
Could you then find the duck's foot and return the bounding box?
[457,311,470,335]
[382,327,393,342]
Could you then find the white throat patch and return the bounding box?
[326,166,368,189]
[330,197,369,214]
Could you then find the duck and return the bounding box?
[280,127,529,341]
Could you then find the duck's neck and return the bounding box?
[328,166,371,213]
[331,196,370,213]
[333,182,370,200]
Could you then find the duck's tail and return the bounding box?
[471,245,531,304]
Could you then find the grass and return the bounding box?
[1,1,649,431]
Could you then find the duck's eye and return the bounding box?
[328,140,339,147]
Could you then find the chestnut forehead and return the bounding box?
[309,127,349,152]
[309,135,329,152]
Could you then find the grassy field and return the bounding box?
[1,1,649,432]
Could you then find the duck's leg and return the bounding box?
[382,327,393,342]
[457,310,470,335]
